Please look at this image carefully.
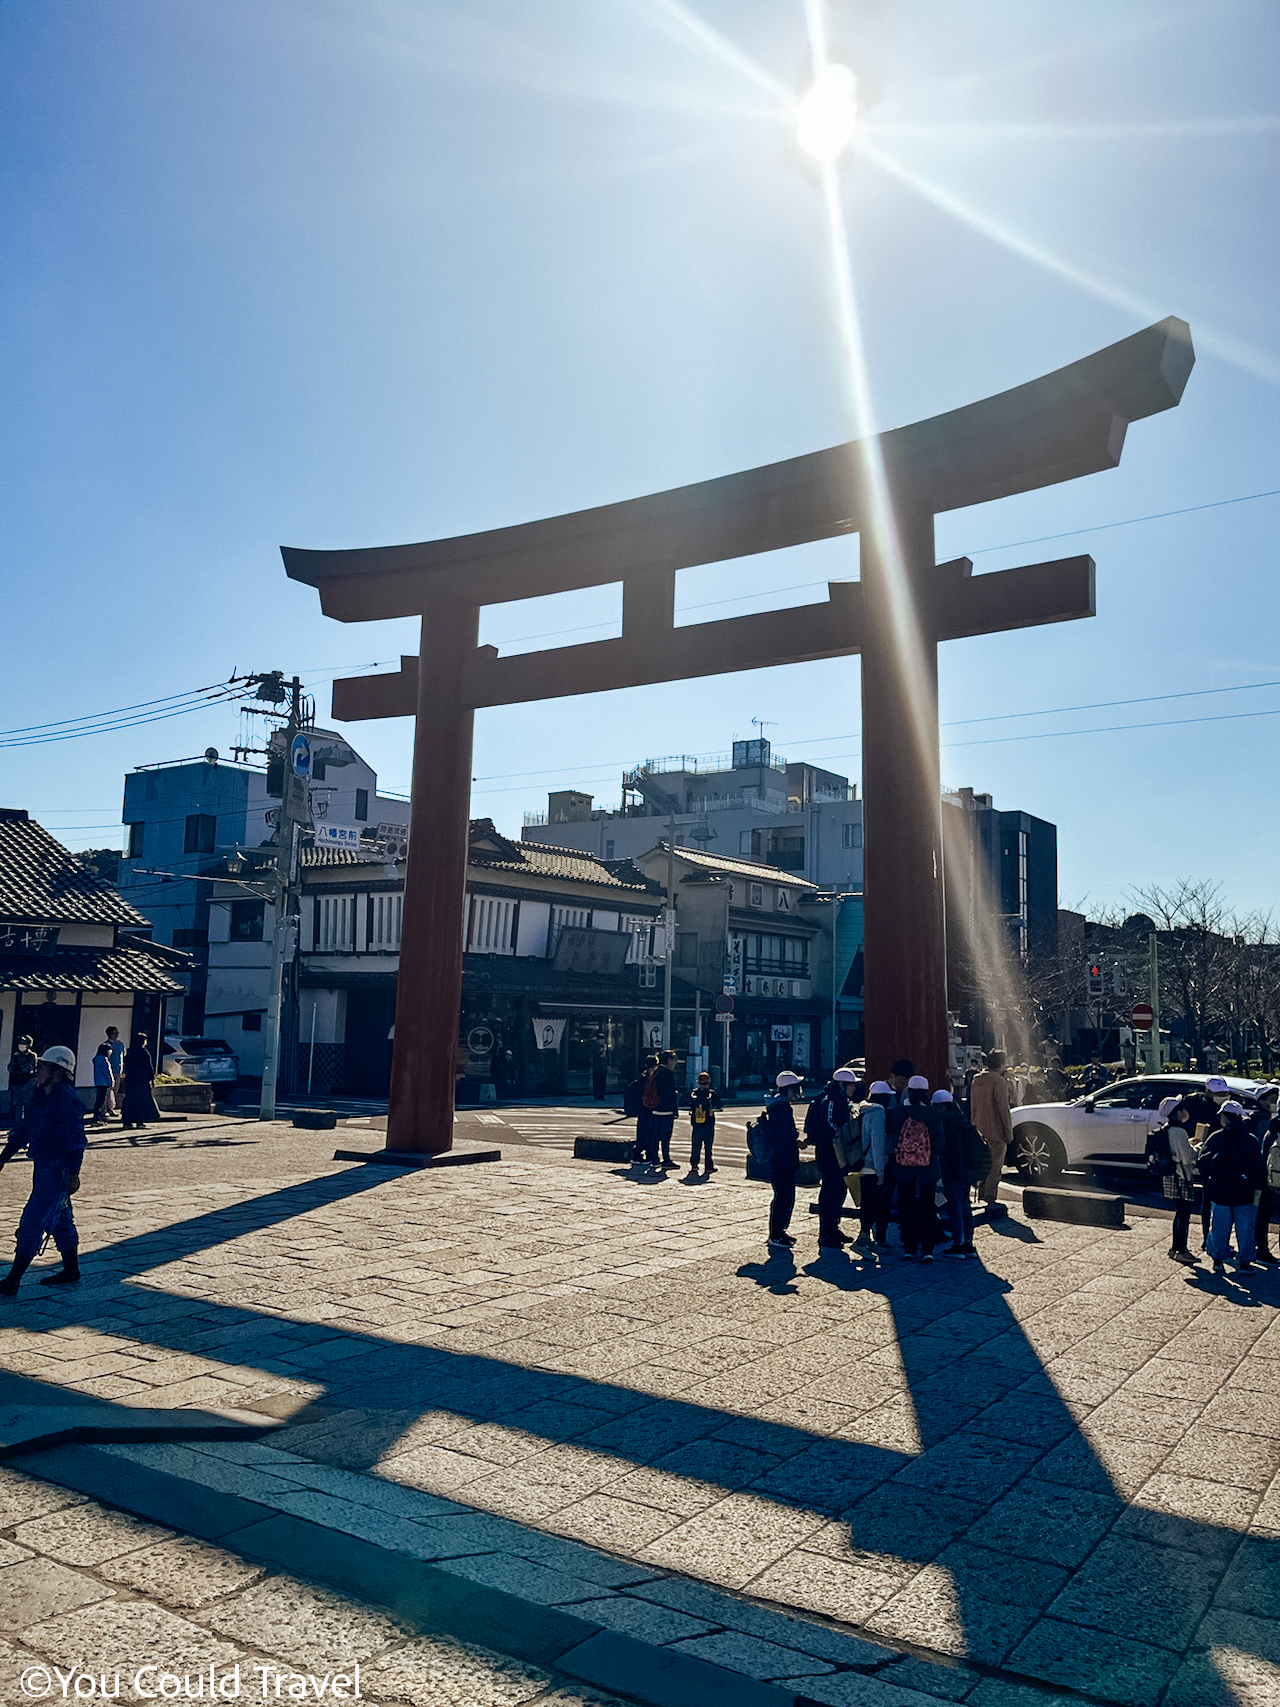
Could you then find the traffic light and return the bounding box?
[1086,961,1104,997]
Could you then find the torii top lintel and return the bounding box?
[283,317,1193,627]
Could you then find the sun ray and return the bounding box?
[869,114,1280,142]
[638,0,794,105]
[856,138,1280,389]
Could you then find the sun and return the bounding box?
[795,62,859,164]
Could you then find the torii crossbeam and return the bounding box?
[284,316,1193,1155]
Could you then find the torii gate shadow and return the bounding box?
[7,1171,1278,1704]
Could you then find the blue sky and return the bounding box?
[2,0,1278,916]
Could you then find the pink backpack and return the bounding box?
[896,1116,932,1169]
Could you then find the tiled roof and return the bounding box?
[0,813,147,926]
[0,943,187,995]
[470,820,651,892]
[654,842,820,889]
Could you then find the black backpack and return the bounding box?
[622,1078,645,1118]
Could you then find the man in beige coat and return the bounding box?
[970,1050,1013,1207]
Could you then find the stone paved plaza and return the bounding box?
[0,1111,1276,1707]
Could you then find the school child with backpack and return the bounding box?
[803,1067,858,1248]
[931,1089,986,1258]
[755,1071,803,1249]
[1248,1085,1279,1265]
[687,1072,722,1174]
[886,1076,943,1261]
[1199,1100,1266,1275]
[854,1081,893,1249]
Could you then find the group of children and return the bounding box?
[1146,1076,1279,1274]
[753,1066,991,1259]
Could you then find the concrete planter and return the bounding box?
[152,1081,213,1114]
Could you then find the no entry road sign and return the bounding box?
[1131,1003,1154,1031]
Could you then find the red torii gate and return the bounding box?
[284,316,1193,1157]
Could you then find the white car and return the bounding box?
[1010,1073,1267,1183]
[160,1037,240,1084]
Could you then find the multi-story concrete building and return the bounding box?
[522,739,865,893]
[118,733,409,1040]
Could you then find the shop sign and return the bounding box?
[531,1017,567,1052]
[771,1024,793,1043]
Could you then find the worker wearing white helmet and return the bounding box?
[0,1045,85,1295]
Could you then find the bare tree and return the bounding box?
[1128,880,1237,1069]
[1231,912,1280,1072]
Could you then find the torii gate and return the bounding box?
[284,316,1193,1157]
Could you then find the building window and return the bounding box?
[230,899,265,942]
[312,760,327,781]
[619,915,653,963]
[742,933,809,978]
[739,830,761,857]
[841,822,862,849]
[242,1012,263,1031]
[183,814,216,855]
[370,892,404,950]
[318,895,354,951]
[355,789,369,822]
[469,896,516,954]
[605,840,615,860]
[127,821,145,858]
[1017,828,1029,959]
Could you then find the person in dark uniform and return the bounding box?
[686,1072,722,1174]
[804,1066,858,1248]
[651,1050,680,1170]
[6,1036,37,1135]
[765,1070,803,1248]
[0,1045,85,1293]
[120,1034,160,1130]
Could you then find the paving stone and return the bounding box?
[438,1550,609,1607]
[1213,1534,1280,1620]
[640,1492,826,1589]
[1162,1648,1280,1707]
[0,1558,114,1631]
[671,1628,833,1679]
[571,1595,714,1645]
[96,1533,265,1606]
[362,1633,553,1705]
[204,1572,411,1665]
[781,1671,953,1705]
[1118,1472,1257,1557]
[748,1548,905,1625]
[24,1598,242,1674]
[882,1656,985,1701]
[961,1476,1121,1567]
[1006,1615,1179,1707]
[867,1542,1064,1667]
[890,1433,1043,1498]
[11,1502,172,1566]
[1035,1432,1170,1499]
[0,1469,87,1529]
[1046,1532,1219,1651]
[1162,1425,1280,1493]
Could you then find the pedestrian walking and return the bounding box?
[1081,1054,1108,1094]
[6,1036,37,1134]
[762,1071,802,1249]
[854,1081,893,1248]
[887,1076,943,1260]
[1199,1099,1266,1275]
[970,1050,1014,1213]
[889,1060,915,1103]
[90,1043,116,1124]
[932,1089,987,1257]
[651,1049,679,1170]
[1183,1075,1232,1248]
[120,1033,160,1131]
[686,1072,722,1173]
[104,1026,125,1105]
[804,1067,858,1248]
[0,1045,85,1293]
[1249,1085,1279,1266]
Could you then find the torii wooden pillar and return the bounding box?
[284,317,1193,1155]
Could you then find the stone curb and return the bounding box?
[0,1400,280,1459]
[15,1440,959,1707]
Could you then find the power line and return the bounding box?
[964,485,1280,557]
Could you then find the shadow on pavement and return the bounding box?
[2,1165,1277,1704]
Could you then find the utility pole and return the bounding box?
[1146,931,1162,1075]
[662,814,676,1050]
[259,676,309,1120]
